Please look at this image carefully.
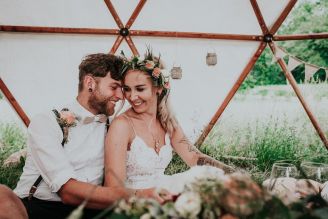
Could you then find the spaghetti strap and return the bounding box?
[122,114,136,136]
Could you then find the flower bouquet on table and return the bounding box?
[102,165,328,219]
[105,167,293,219]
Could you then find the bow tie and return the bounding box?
[83,114,108,124]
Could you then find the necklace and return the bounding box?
[146,117,161,154]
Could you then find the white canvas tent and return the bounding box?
[0,0,327,147]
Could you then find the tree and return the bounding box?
[242,0,328,89]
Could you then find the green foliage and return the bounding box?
[278,0,328,82]
[165,152,189,175]
[241,48,286,91]
[251,48,286,86]
[0,157,25,189]
[0,122,26,156]
[241,0,328,90]
[240,74,258,91]
[0,122,26,189]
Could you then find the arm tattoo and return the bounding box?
[197,156,235,174]
[178,134,199,153]
[177,133,234,173]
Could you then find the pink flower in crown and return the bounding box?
[60,110,77,126]
[152,67,161,78]
[145,60,155,70]
[164,81,170,89]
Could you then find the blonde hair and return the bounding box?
[157,90,178,136]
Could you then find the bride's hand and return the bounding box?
[136,188,173,204]
[157,188,174,203]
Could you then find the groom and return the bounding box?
[0,53,131,219]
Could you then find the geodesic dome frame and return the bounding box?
[1,0,327,148]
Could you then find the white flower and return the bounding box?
[140,213,152,219]
[174,192,201,218]
[161,69,170,78]
[118,200,131,212]
[163,75,170,83]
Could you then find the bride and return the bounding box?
[104,50,234,203]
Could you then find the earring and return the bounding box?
[88,88,92,92]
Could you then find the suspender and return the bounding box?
[28,110,110,200]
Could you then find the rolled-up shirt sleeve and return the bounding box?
[28,112,78,192]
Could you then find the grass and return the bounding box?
[0,122,26,189]
[256,89,269,97]
[243,84,328,101]
[0,122,26,156]
[201,115,328,184]
[165,153,189,175]
[0,157,25,189]
[252,119,300,171]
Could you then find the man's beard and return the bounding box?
[88,91,114,116]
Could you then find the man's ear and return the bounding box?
[84,75,96,92]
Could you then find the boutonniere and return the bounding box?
[56,108,81,144]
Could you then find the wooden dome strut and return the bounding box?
[0,78,30,127]
[0,0,328,149]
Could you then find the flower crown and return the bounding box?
[120,49,170,90]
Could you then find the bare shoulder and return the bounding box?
[111,114,130,126]
[105,114,133,150]
[107,113,133,138]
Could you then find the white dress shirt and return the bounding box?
[14,100,107,201]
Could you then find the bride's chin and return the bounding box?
[132,106,145,114]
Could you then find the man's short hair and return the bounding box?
[78,53,123,92]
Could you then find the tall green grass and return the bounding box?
[0,122,26,189]
[0,122,26,156]
[199,117,328,184]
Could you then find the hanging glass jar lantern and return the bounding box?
[170,66,182,79]
[206,52,217,66]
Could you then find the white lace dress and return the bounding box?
[125,134,173,189]
[123,114,173,189]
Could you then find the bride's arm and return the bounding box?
[104,116,131,188]
[171,125,235,173]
